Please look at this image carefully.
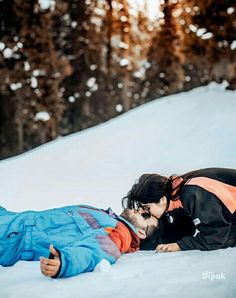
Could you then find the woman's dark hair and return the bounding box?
[122,171,198,209]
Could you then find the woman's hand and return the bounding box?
[156,243,181,253]
[40,244,61,277]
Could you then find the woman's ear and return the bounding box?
[137,228,146,239]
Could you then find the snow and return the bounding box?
[231,41,236,50]
[86,77,98,92]
[119,41,129,49]
[94,7,106,17]
[0,41,6,51]
[10,82,23,91]
[185,75,191,82]
[24,61,30,71]
[227,7,234,14]
[0,83,236,297]
[34,111,50,122]
[30,77,38,88]
[159,72,165,78]
[71,21,77,28]
[68,96,75,103]
[32,69,46,77]
[38,0,55,10]
[90,64,97,71]
[201,32,213,40]
[189,24,198,33]
[116,104,123,113]
[3,48,13,58]
[196,28,207,37]
[91,17,102,27]
[17,42,23,49]
[128,0,161,20]
[120,58,129,66]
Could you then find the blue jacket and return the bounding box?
[0,205,138,278]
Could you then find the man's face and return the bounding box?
[121,208,158,238]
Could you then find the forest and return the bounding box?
[0,0,235,160]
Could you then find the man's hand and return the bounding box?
[40,244,61,277]
[156,243,181,253]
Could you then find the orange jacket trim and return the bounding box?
[108,221,140,253]
[168,199,183,212]
[187,177,236,214]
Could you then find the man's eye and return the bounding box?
[142,213,151,219]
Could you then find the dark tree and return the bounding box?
[145,0,185,100]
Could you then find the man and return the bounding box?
[0,205,157,278]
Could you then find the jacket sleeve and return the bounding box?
[177,186,232,251]
[55,236,121,278]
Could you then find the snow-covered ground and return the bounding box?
[0,82,236,297]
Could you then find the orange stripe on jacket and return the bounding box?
[107,221,140,253]
[187,177,236,214]
[168,176,184,211]
[168,199,183,211]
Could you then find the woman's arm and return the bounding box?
[177,186,232,251]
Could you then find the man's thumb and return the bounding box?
[49,244,59,257]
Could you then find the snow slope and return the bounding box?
[0,83,236,298]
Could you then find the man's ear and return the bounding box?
[160,196,167,206]
[137,228,146,239]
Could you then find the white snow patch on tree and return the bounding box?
[196,28,207,37]
[91,17,102,27]
[119,42,129,49]
[24,62,31,71]
[231,41,236,50]
[134,68,145,79]
[120,58,129,66]
[30,77,38,89]
[94,7,106,16]
[111,36,121,48]
[3,48,13,58]
[10,82,23,91]
[90,64,97,71]
[120,15,128,22]
[86,77,98,92]
[117,82,123,89]
[116,104,123,113]
[189,24,198,33]
[17,42,23,49]
[38,0,55,10]
[201,32,213,40]
[227,7,234,14]
[71,21,77,28]
[33,69,46,77]
[159,72,165,78]
[34,111,50,122]
[68,96,75,103]
[0,42,6,51]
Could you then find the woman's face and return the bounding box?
[140,196,167,219]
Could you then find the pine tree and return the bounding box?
[0,0,67,159]
[146,0,185,99]
[175,0,236,89]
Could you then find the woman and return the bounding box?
[123,167,236,252]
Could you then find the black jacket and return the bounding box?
[176,168,236,250]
